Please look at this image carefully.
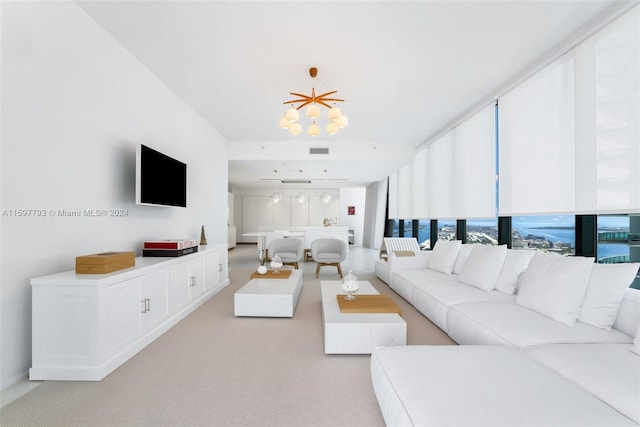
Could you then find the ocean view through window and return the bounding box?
[597,216,630,264]
[512,215,575,255]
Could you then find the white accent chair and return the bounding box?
[268,238,304,269]
[303,230,323,261]
[264,231,285,259]
[311,238,348,278]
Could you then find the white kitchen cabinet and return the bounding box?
[30,244,229,381]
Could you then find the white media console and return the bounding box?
[30,244,229,381]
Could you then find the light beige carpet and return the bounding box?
[1,245,454,427]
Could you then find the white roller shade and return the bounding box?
[411,147,429,219]
[427,103,496,219]
[398,163,412,218]
[427,131,454,218]
[575,6,640,214]
[499,52,576,216]
[387,170,399,219]
[452,103,497,218]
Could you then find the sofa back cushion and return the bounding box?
[516,252,594,326]
[452,244,476,275]
[428,240,462,274]
[613,288,640,336]
[458,245,508,291]
[578,263,640,330]
[495,249,536,295]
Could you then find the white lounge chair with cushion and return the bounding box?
[311,238,348,278]
[267,238,304,269]
[374,237,428,284]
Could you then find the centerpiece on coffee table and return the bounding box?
[341,270,359,300]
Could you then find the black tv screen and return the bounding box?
[136,144,187,207]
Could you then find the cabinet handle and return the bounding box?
[146,298,150,312]
[141,299,147,314]
[190,276,196,287]
[218,264,222,272]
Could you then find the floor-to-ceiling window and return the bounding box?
[597,215,630,263]
[437,219,457,241]
[467,219,499,245]
[511,215,575,255]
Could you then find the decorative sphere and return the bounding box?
[257,265,268,274]
[279,116,290,129]
[289,122,302,135]
[337,114,349,128]
[308,123,320,137]
[285,108,299,123]
[306,104,321,120]
[328,107,342,122]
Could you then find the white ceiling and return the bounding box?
[77,0,634,189]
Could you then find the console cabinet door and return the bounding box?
[170,263,191,313]
[188,259,206,301]
[140,270,170,331]
[204,250,219,290]
[104,277,143,357]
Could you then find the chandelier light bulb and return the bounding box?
[285,108,300,123]
[308,122,321,137]
[337,114,349,128]
[306,104,321,120]
[296,192,306,204]
[289,122,302,135]
[279,116,290,129]
[326,122,339,135]
[328,107,342,123]
[271,192,281,204]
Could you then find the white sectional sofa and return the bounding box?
[371,239,640,426]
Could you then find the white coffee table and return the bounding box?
[234,270,303,317]
[321,280,407,354]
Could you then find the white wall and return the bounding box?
[339,188,366,246]
[362,179,388,249]
[231,188,341,240]
[0,2,228,389]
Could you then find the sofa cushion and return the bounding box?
[391,268,458,305]
[494,249,536,295]
[428,239,461,274]
[516,252,595,326]
[411,280,513,332]
[452,243,475,274]
[371,345,637,427]
[446,300,633,349]
[458,244,507,291]
[526,343,640,424]
[578,263,640,330]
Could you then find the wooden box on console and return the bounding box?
[75,251,136,274]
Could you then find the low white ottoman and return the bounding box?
[234,270,303,317]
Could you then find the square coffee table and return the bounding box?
[234,270,303,317]
[321,280,407,354]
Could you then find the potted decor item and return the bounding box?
[269,255,283,274]
[341,270,359,300]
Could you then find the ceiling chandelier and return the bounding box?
[279,67,349,137]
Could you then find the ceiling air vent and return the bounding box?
[309,147,329,155]
[281,180,312,184]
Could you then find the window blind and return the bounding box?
[499,53,576,216]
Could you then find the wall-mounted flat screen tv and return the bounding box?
[136,144,187,207]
